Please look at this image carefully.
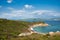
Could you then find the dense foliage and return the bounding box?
[0,19,60,40]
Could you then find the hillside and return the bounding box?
[0,19,60,40]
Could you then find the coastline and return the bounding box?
[28,23,60,35]
[18,23,60,36]
[29,27,47,35]
[18,23,49,36]
[28,23,49,34]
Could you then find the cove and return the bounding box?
[33,21,60,34]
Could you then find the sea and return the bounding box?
[33,20,60,33]
[21,19,60,33]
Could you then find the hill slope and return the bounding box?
[0,19,60,40]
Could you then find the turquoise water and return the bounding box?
[33,21,60,33]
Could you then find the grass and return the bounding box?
[0,18,60,40]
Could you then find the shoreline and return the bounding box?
[18,23,60,36]
[30,23,49,27]
[28,23,49,34]
[29,27,47,35]
[28,23,60,35]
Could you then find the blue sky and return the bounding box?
[0,0,60,20]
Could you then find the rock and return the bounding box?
[49,32,55,36]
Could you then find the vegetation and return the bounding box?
[0,19,60,40]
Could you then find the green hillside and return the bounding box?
[0,19,60,40]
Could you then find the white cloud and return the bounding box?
[6,10,25,17]
[0,9,26,19]
[54,15,57,16]
[0,6,60,19]
[32,10,53,15]
[24,4,33,9]
[7,0,12,3]
[53,13,60,17]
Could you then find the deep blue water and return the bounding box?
[33,21,60,33]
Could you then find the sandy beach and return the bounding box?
[28,23,49,34]
[18,23,60,36]
[28,23,60,36]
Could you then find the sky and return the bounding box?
[0,0,60,20]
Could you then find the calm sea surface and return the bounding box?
[33,20,60,33]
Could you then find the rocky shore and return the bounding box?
[30,23,49,27]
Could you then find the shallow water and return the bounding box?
[33,21,60,33]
